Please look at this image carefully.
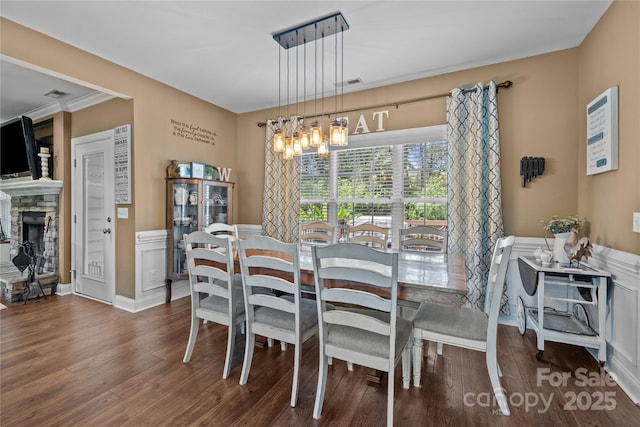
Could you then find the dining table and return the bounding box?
[238,244,468,307]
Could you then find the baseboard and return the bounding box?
[114,280,190,313]
[608,356,640,405]
[55,282,72,296]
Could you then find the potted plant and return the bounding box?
[541,214,582,264]
[541,214,582,235]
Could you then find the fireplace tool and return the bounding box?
[12,241,47,304]
[0,219,7,242]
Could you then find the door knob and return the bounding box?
[103,228,112,234]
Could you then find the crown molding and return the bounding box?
[26,91,115,122]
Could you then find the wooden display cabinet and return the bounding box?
[165,177,233,302]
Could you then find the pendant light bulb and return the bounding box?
[283,137,293,160]
[274,129,285,152]
[317,136,329,157]
[310,122,322,147]
[292,132,302,156]
[300,126,310,149]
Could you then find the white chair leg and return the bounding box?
[347,361,354,371]
[387,367,395,427]
[267,337,274,347]
[328,356,333,366]
[281,341,288,352]
[183,316,200,363]
[239,333,255,386]
[486,350,509,415]
[436,341,443,356]
[222,322,236,379]
[412,337,423,388]
[313,354,329,420]
[402,343,411,389]
[290,343,301,407]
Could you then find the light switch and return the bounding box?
[117,207,129,219]
[633,212,640,233]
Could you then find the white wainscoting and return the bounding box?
[504,237,640,405]
[116,229,189,312]
[123,226,264,312]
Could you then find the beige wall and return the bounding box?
[577,0,640,253]
[238,49,581,239]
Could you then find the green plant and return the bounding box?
[541,214,582,234]
[337,207,353,220]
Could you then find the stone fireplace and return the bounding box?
[11,196,58,274]
[0,178,62,301]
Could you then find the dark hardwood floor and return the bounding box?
[1,295,638,426]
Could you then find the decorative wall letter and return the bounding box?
[372,110,389,131]
[352,114,370,135]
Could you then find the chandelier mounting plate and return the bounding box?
[273,11,349,49]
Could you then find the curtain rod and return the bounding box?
[257,80,512,127]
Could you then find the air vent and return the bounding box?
[336,77,363,87]
[44,89,69,99]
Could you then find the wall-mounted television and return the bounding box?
[0,116,39,180]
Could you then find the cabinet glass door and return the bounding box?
[171,180,198,275]
[203,181,229,228]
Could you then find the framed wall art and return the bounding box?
[586,86,618,175]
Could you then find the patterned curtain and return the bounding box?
[262,117,301,243]
[447,81,507,314]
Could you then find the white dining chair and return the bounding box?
[411,235,515,415]
[399,224,447,252]
[345,223,389,249]
[203,222,238,239]
[182,231,245,379]
[237,235,319,407]
[311,243,412,427]
[300,221,336,245]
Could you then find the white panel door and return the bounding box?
[72,130,115,303]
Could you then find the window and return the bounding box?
[402,140,447,226]
[299,125,447,248]
[300,153,329,222]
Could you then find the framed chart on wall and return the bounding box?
[586,86,618,175]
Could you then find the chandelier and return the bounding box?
[272,12,349,159]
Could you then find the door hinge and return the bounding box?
[74,158,77,168]
[74,214,76,224]
[71,269,76,279]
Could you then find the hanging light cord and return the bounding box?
[278,45,281,122]
[341,24,345,126]
[334,15,338,122]
[314,24,318,120]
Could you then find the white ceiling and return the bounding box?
[0,0,612,122]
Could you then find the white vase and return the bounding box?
[553,232,571,265]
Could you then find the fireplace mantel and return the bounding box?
[0,178,63,197]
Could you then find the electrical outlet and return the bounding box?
[634,212,640,233]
